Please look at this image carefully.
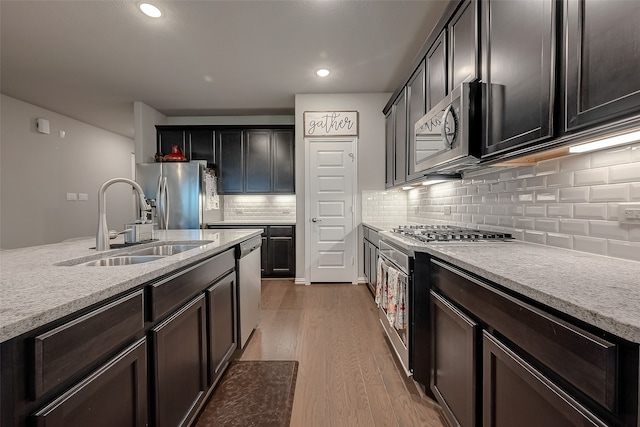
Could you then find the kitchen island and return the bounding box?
[0,228,262,427]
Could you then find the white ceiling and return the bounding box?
[1,0,449,138]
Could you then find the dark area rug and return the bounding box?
[195,360,298,427]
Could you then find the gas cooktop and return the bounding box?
[391,225,512,243]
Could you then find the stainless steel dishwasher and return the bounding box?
[237,235,262,349]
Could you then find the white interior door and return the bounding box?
[306,137,357,283]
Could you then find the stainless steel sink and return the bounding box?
[128,244,203,256]
[82,255,165,266]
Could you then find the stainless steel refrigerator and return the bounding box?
[135,162,204,229]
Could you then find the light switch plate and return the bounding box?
[78,193,89,201]
[66,193,77,201]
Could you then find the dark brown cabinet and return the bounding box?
[188,130,215,164]
[158,129,188,160]
[564,0,640,132]
[32,339,148,427]
[406,61,427,182]
[215,128,295,195]
[206,224,295,278]
[481,0,555,158]
[362,225,379,296]
[206,271,237,386]
[151,295,207,427]
[430,258,638,427]
[483,332,606,427]
[272,130,295,193]
[393,88,408,186]
[426,30,447,112]
[245,130,272,193]
[216,130,244,194]
[431,290,478,427]
[385,110,394,188]
[448,0,479,91]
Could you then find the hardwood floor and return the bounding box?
[237,279,446,427]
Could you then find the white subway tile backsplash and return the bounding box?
[370,149,639,261]
[573,235,607,256]
[574,167,608,186]
[591,145,633,168]
[546,233,573,249]
[590,220,628,240]
[535,218,559,232]
[589,184,629,202]
[547,172,573,188]
[609,162,640,183]
[560,154,590,172]
[631,183,640,201]
[524,205,546,217]
[547,204,573,218]
[559,219,589,235]
[607,240,640,262]
[574,203,608,219]
[559,187,589,202]
[524,230,546,244]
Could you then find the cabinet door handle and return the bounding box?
[311,217,322,223]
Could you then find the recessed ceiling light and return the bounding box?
[140,3,162,18]
[316,68,330,77]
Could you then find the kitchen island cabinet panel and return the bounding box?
[206,271,236,386]
[32,290,144,399]
[565,0,640,132]
[151,295,207,427]
[32,338,148,427]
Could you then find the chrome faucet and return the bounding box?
[96,178,152,251]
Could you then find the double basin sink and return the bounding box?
[79,243,209,266]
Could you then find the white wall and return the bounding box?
[294,93,390,282]
[134,101,167,164]
[1,95,136,249]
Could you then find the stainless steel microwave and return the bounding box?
[411,82,482,175]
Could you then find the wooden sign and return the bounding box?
[303,111,358,137]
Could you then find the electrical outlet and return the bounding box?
[443,206,452,215]
[414,206,420,214]
[618,203,640,224]
[66,193,77,201]
[78,193,89,201]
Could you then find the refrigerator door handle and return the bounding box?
[162,177,169,229]
[156,177,164,229]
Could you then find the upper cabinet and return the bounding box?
[448,0,479,91]
[385,110,395,189]
[407,61,427,182]
[564,0,640,132]
[425,31,447,112]
[480,0,556,157]
[216,128,295,195]
[394,88,408,186]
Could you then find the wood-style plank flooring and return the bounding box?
[237,279,446,427]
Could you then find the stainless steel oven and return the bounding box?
[411,82,482,175]
[376,240,412,376]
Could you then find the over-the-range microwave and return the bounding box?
[411,81,483,175]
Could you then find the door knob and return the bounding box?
[311,217,322,222]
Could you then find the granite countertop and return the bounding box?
[207,220,296,226]
[379,231,640,344]
[362,220,418,233]
[0,229,262,343]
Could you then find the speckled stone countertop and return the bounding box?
[380,231,640,344]
[206,220,296,226]
[0,229,262,343]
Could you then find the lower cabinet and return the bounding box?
[430,258,639,427]
[151,295,207,427]
[206,271,237,386]
[483,332,606,427]
[431,290,478,427]
[362,225,379,296]
[32,338,148,427]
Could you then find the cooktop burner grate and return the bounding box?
[391,225,512,242]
